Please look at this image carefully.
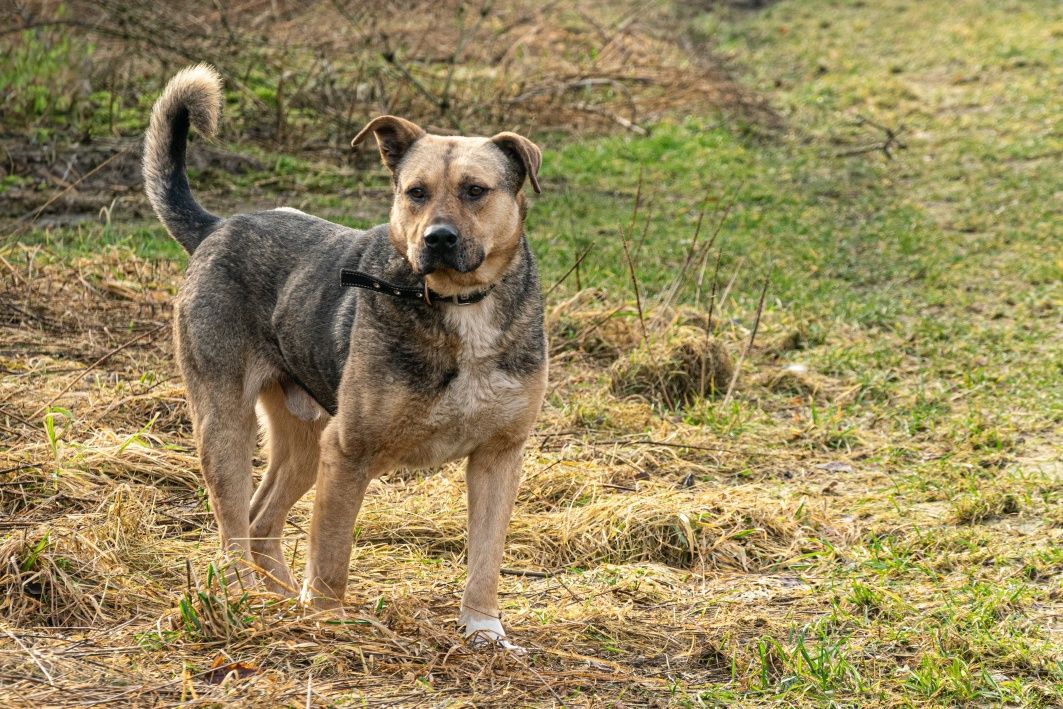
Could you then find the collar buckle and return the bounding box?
[450,290,485,306]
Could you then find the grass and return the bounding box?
[2,0,1062,706]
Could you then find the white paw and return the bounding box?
[461,613,527,654]
[298,578,313,606]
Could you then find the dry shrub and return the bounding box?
[4,0,774,151]
[755,364,825,397]
[1,1,777,223]
[548,292,643,361]
[357,460,834,573]
[610,327,734,407]
[510,488,827,571]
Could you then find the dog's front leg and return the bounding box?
[461,440,526,649]
[301,419,374,610]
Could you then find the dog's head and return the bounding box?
[352,116,541,295]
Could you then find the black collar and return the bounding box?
[340,268,494,306]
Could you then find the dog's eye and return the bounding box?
[466,185,487,199]
[407,187,427,201]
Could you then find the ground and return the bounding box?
[1,0,1061,706]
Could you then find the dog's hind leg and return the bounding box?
[249,382,326,594]
[185,375,259,587]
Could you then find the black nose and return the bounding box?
[424,224,459,253]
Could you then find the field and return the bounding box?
[2,0,1061,706]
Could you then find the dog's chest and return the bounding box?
[406,306,526,463]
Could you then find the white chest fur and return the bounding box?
[411,301,527,465]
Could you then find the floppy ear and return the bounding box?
[351,115,426,172]
[490,131,542,194]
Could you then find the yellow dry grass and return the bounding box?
[4,242,1057,705]
[0,241,847,705]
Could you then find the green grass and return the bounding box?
[5,0,1062,706]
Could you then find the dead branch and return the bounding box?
[835,114,908,160]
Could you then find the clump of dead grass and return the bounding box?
[512,486,830,571]
[0,521,126,627]
[547,290,642,360]
[610,327,735,408]
[755,363,827,397]
[951,489,1022,525]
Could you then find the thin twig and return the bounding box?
[658,182,742,323]
[622,168,647,344]
[545,244,594,298]
[1,625,54,685]
[722,273,770,405]
[571,102,647,136]
[628,166,643,237]
[716,256,744,317]
[631,194,655,266]
[30,323,167,419]
[0,254,27,287]
[18,145,133,225]
[500,567,554,579]
[705,250,723,333]
[591,438,731,453]
[554,574,585,603]
[693,243,713,310]
[510,650,567,707]
[619,232,648,346]
[661,188,713,309]
[0,464,42,476]
[835,115,907,160]
[700,249,724,396]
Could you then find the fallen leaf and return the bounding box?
[206,653,259,684]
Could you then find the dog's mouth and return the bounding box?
[416,246,485,276]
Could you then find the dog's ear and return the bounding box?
[490,132,542,194]
[352,116,426,172]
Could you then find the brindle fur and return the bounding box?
[143,65,547,646]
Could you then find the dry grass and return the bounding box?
[0,237,855,705]
[2,205,1059,705]
[6,234,1055,704]
[609,327,734,407]
[4,45,1062,697]
[4,0,774,152]
[549,295,737,409]
[3,0,1062,702]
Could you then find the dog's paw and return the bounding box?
[468,632,528,654]
[461,614,527,654]
[297,580,344,613]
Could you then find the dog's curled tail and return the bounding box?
[143,64,223,254]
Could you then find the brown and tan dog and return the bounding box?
[143,65,547,648]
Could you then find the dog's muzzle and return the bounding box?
[418,224,483,274]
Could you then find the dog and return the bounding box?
[142,65,547,648]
